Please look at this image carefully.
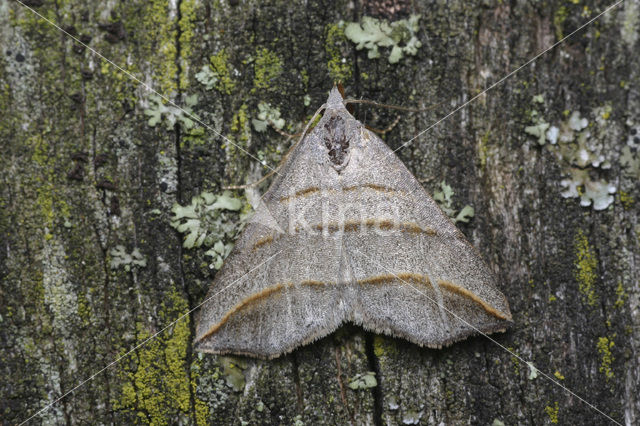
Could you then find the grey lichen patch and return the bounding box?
[526,361,538,380]
[433,181,475,224]
[170,190,245,269]
[524,102,618,210]
[252,102,285,132]
[345,15,422,64]
[348,371,377,390]
[402,409,423,424]
[144,93,199,130]
[109,245,147,271]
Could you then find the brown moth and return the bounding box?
[194,87,512,359]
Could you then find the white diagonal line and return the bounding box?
[350,246,622,426]
[14,0,277,175]
[19,248,285,425]
[392,0,624,155]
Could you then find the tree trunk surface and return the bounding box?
[1,0,639,425]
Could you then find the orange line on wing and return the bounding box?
[198,279,338,341]
[343,183,397,194]
[279,186,320,202]
[199,283,288,341]
[279,183,406,203]
[307,220,437,236]
[357,272,433,288]
[437,280,511,320]
[252,235,274,251]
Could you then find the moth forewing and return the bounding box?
[194,87,511,359]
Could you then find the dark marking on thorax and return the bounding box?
[323,115,351,170]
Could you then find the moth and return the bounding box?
[195,87,512,359]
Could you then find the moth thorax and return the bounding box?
[322,115,351,170]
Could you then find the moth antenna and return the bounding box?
[268,121,302,139]
[223,103,327,190]
[222,169,278,190]
[343,98,447,113]
[365,115,401,135]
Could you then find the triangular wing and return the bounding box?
[194,92,358,358]
[195,87,511,358]
[338,126,512,348]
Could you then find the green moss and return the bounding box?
[231,104,250,142]
[209,50,236,94]
[545,401,559,424]
[178,0,197,89]
[252,48,282,91]
[149,0,180,95]
[614,282,627,309]
[477,129,491,170]
[76,291,92,327]
[113,289,208,425]
[325,23,352,82]
[574,230,598,306]
[619,190,634,210]
[553,6,569,40]
[372,334,398,359]
[596,336,615,380]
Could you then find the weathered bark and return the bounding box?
[1,0,639,424]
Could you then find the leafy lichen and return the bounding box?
[109,245,147,272]
[144,93,199,130]
[345,15,422,64]
[433,181,475,224]
[252,102,285,132]
[524,104,617,210]
[348,371,377,389]
[170,190,245,269]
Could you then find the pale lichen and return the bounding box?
[169,190,245,269]
[433,181,475,223]
[348,371,377,390]
[144,93,199,130]
[345,15,422,64]
[252,102,285,132]
[524,103,617,210]
[109,245,147,271]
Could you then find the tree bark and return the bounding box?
[1,0,639,424]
